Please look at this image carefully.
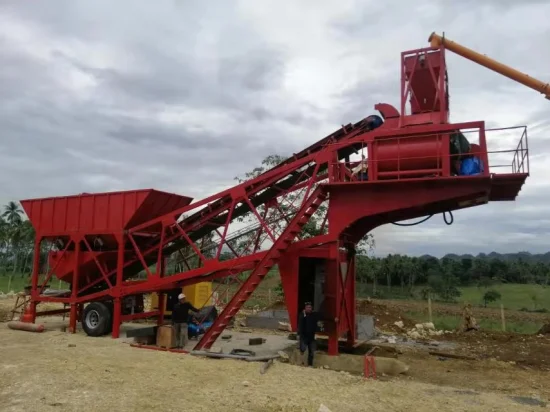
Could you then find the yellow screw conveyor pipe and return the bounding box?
[429,32,549,100]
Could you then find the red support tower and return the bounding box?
[19,41,529,356]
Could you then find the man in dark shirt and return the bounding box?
[297,302,322,367]
[171,293,199,349]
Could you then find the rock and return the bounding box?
[387,336,397,344]
[278,321,291,332]
[372,357,409,376]
[242,381,250,387]
[394,321,404,329]
[408,331,421,340]
[415,323,424,330]
[277,351,289,361]
[323,365,330,369]
[318,404,332,412]
[422,322,435,330]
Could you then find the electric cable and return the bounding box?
[391,210,454,227]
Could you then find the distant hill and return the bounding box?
[433,252,550,263]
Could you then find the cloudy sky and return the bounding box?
[1,0,549,257]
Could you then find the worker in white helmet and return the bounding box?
[172,293,199,349]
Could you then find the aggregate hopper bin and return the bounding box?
[21,189,193,290]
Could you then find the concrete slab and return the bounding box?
[245,310,290,330]
[357,315,376,340]
[255,310,289,319]
[246,312,377,342]
[245,316,283,330]
[35,318,297,357]
[183,331,297,356]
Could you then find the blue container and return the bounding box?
[460,156,484,176]
[188,321,213,338]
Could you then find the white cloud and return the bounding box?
[1,0,549,257]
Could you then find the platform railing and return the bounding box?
[328,125,529,182]
[483,126,529,175]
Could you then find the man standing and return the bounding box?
[297,302,322,367]
[351,154,368,181]
[171,293,199,349]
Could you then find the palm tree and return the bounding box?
[2,201,23,225]
[1,202,27,275]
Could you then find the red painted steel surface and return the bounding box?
[404,50,447,115]
[401,47,448,126]
[49,250,120,286]
[21,189,192,236]
[18,41,531,356]
[373,134,447,174]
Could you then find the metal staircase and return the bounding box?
[194,187,328,350]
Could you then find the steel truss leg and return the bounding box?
[157,293,166,326]
[112,298,122,338]
[157,257,166,326]
[328,336,339,356]
[69,237,81,333]
[29,236,41,323]
[112,233,125,339]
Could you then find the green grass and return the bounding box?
[406,311,542,334]
[0,275,30,293]
[0,274,68,293]
[458,284,550,311]
[358,283,549,311]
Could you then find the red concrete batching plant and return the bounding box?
[18,33,541,355]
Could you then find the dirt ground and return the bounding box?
[1,297,550,412]
[354,299,550,371]
[376,298,550,325]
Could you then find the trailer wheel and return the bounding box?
[82,302,112,337]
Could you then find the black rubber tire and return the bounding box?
[82,302,112,337]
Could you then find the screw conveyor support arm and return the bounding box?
[429,32,550,100]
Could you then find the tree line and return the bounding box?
[356,253,550,304]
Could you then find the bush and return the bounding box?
[274,281,284,298]
[482,289,501,307]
